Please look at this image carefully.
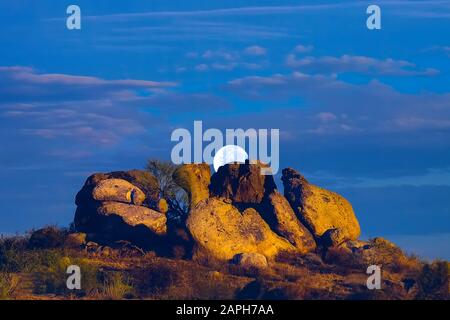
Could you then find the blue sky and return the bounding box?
[0,0,449,259]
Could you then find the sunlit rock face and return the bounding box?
[282,168,361,246]
[175,162,317,261]
[74,170,168,250]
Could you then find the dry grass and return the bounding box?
[1,229,447,300]
[0,273,20,299]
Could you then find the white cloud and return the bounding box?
[286,54,439,77]
[294,44,314,53]
[227,71,450,142]
[195,64,209,72]
[244,45,267,56]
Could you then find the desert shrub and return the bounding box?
[368,238,421,273]
[146,159,188,221]
[179,270,240,300]
[323,246,357,271]
[131,264,178,296]
[0,273,19,300]
[347,289,396,300]
[346,279,408,300]
[261,284,307,300]
[0,236,29,272]
[325,238,421,275]
[234,278,307,300]
[28,226,68,249]
[270,263,311,282]
[226,263,263,279]
[235,279,265,299]
[415,260,449,300]
[33,256,101,297]
[99,272,135,300]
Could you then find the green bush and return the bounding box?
[416,260,449,300]
[100,272,135,300]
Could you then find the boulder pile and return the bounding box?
[73,163,363,263]
[74,170,167,249]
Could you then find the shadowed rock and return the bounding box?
[76,170,160,209]
[233,252,268,269]
[97,202,166,235]
[74,170,168,252]
[209,162,276,205]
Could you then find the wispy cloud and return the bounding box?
[244,45,267,56]
[294,44,314,53]
[44,1,450,22]
[228,71,450,141]
[0,66,228,148]
[79,4,357,21]
[285,54,440,77]
[183,47,267,73]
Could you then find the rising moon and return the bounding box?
[213,145,248,172]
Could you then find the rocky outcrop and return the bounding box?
[233,252,268,269]
[73,162,363,259]
[176,162,317,260]
[186,198,295,260]
[64,232,87,248]
[324,237,419,274]
[76,170,160,209]
[263,191,316,253]
[74,170,167,249]
[96,202,166,235]
[209,162,276,205]
[282,168,360,246]
[173,163,211,207]
[321,228,347,247]
[92,179,146,205]
[209,162,316,254]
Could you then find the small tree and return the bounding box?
[146,159,188,222]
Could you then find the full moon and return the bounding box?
[213,145,248,172]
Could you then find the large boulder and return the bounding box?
[75,201,166,235]
[176,162,316,257]
[187,198,295,260]
[97,202,167,235]
[262,191,316,253]
[209,162,276,205]
[92,178,146,205]
[233,252,268,269]
[210,162,315,253]
[325,238,420,273]
[64,232,87,248]
[74,170,167,251]
[173,163,211,207]
[282,168,361,245]
[76,170,160,209]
